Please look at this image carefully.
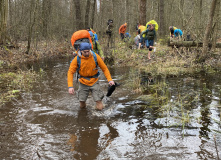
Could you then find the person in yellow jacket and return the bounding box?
[67,42,115,110]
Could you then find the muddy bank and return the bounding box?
[113,42,221,77]
[0,40,72,71]
[0,40,73,106]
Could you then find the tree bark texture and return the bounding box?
[42,0,51,38]
[74,0,84,30]
[91,0,96,29]
[139,0,146,25]
[26,0,38,54]
[0,0,8,45]
[202,0,217,56]
[211,0,220,51]
[159,0,165,36]
[168,41,221,48]
[84,0,90,28]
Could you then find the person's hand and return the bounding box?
[68,87,75,95]
[109,81,115,86]
[101,57,105,61]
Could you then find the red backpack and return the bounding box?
[71,30,93,50]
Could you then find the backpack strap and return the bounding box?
[94,41,98,54]
[77,55,81,74]
[91,51,98,68]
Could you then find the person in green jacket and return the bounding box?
[89,31,104,61]
[139,24,156,60]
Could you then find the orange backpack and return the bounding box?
[71,30,93,50]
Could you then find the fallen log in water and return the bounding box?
[168,41,221,48]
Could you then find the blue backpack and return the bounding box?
[94,33,98,42]
[76,51,100,80]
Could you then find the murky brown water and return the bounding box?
[0,58,221,160]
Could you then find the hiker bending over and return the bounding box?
[169,26,177,39]
[89,31,104,61]
[174,29,183,40]
[119,23,127,40]
[134,34,140,48]
[137,25,146,49]
[67,42,115,110]
[139,24,157,60]
[125,32,131,42]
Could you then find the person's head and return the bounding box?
[108,19,113,25]
[169,26,173,31]
[124,23,127,26]
[149,24,154,30]
[86,27,91,31]
[79,43,91,57]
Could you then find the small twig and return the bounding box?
[174,45,184,58]
[36,149,41,159]
[213,134,220,160]
[31,147,42,160]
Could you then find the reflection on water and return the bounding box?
[0,58,221,159]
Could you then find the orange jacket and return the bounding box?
[119,24,127,34]
[67,52,112,87]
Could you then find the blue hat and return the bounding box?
[79,43,91,51]
[88,31,93,37]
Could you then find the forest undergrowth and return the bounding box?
[111,38,221,95]
[0,40,72,106]
[113,39,221,77]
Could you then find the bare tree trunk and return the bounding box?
[211,0,220,51]
[26,0,38,54]
[196,0,203,41]
[74,0,83,30]
[70,0,76,31]
[202,0,217,56]
[139,0,146,25]
[199,0,202,32]
[180,0,184,28]
[126,0,130,32]
[42,0,51,38]
[91,0,96,29]
[85,0,90,28]
[0,0,9,45]
[113,0,119,35]
[159,0,165,36]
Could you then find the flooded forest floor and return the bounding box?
[1,38,221,105]
[1,38,221,159]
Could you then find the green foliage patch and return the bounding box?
[0,70,39,106]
